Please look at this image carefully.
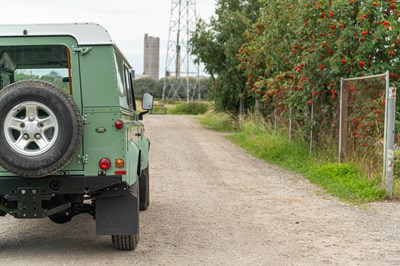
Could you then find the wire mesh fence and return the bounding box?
[261,72,396,196]
[339,72,395,196]
[339,74,387,168]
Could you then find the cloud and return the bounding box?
[0,0,215,77]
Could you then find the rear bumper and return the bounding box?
[0,175,139,235]
[0,175,123,195]
[0,175,124,219]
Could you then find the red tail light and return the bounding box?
[115,171,126,175]
[99,158,111,170]
[115,120,124,129]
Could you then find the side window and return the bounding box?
[114,50,136,112]
[124,66,136,111]
[114,53,129,110]
[129,71,137,111]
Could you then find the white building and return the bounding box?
[143,34,160,80]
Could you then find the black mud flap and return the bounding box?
[95,183,139,235]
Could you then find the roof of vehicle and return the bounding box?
[0,23,114,45]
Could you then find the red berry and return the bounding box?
[358,62,365,67]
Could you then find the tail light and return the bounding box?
[115,120,124,129]
[99,158,111,170]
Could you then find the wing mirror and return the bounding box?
[139,93,154,120]
[142,93,154,110]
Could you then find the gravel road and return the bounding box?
[1,115,400,266]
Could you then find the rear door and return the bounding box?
[0,36,84,175]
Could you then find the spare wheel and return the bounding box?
[0,80,82,178]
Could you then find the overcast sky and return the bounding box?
[1,0,217,77]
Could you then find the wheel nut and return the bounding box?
[35,134,41,139]
[29,116,35,122]
[23,134,29,140]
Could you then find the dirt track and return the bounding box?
[1,115,400,265]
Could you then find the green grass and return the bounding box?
[168,102,209,115]
[310,164,385,203]
[150,104,167,114]
[198,111,237,132]
[202,113,386,204]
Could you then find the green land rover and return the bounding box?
[0,23,153,250]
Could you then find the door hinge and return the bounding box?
[77,154,89,164]
[71,46,92,55]
[82,114,88,124]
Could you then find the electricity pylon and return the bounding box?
[162,0,200,102]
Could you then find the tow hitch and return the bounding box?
[6,188,71,219]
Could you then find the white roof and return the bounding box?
[0,23,114,45]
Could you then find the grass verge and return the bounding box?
[198,111,237,132]
[168,102,209,115]
[202,113,386,204]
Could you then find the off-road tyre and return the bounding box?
[139,166,150,211]
[0,80,82,178]
[111,234,139,251]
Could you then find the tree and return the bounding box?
[190,0,263,113]
[134,77,161,98]
[237,0,302,116]
[237,0,400,142]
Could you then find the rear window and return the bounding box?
[0,45,70,93]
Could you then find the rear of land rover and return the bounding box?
[0,23,149,250]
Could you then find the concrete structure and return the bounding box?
[143,34,160,80]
